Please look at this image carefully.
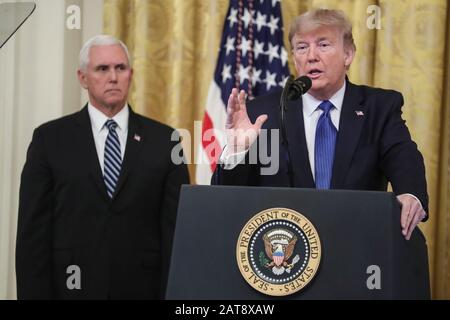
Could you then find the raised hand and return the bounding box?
[225,88,268,154]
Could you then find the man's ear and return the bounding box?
[77,70,88,89]
[344,47,355,68]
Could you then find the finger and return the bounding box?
[238,90,246,111]
[404,201,422,238]
[421,211,427,221]
[226,98,235,126]
[406,211,421,240]
[405,200,419,231]
[399,199,411,230]
[254,114,268,130]
[226,92,241,125]
[228,88,239,111]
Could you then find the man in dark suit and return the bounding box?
[212,9,428,240]
[16,35,189,299]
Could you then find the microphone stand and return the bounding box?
[279,75,295,188]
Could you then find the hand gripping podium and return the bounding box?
[166,186,430,299]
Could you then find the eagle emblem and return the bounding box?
[263,229,300,275]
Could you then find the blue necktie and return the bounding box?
[104,119,122,198]
[314,100,337,189]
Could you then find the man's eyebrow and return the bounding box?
[317,36,330,42]
[94,64,108,69]
[93,63,128,69]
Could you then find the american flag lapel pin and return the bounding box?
[355,110,364,116]
[134,134,142,142]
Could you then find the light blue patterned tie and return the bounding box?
[104,119,122,198]
[315,100,337,189]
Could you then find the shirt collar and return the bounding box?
[303,81,346,117]
[88,103,129,133]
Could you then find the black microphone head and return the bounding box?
[288,76,312,100]
[296,76,312,92]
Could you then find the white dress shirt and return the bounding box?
[303,82,345,180]
[88,103,129,174]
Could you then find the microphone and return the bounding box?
[287,76,312,100]
[279,75,311,187]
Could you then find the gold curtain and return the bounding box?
[104,0,450,299]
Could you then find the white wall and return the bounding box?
[80,0,104,104]
[0,0,103,300]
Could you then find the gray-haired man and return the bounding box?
[16,35,189,299]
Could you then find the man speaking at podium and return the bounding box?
[212,9,428,241]
[16,35,189,299]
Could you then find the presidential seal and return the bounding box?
[236,208,321,296]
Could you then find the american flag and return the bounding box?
[196,0,290,184]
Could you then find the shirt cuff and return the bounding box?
[219,145,249,170]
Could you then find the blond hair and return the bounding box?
[289,9,356,51]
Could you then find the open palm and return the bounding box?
[225,88,268,153]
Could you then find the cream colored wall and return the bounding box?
[0,0,103,300]
[80,0,103,105]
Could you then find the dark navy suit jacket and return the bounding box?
[212,80,428,212]
[16,106,189,299]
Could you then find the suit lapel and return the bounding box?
[331,82,366,188]
[113,107,144,199]
[285,98,315,188]
[75,105,110,201]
